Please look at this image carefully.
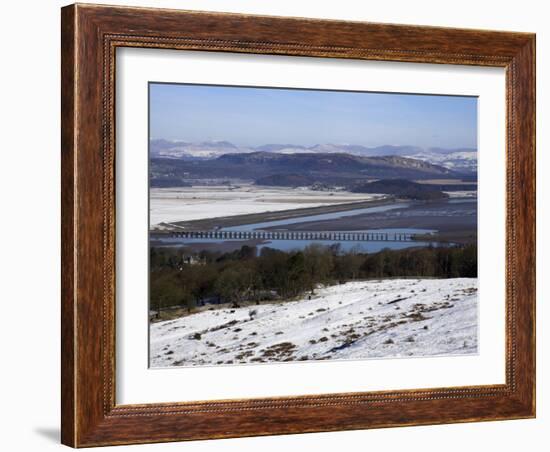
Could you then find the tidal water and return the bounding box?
[222,202,410,231]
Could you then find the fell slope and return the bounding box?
[150,278,478,367]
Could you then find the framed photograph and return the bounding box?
[61,3,536,447]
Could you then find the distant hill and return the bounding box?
[350,179,449,200]
[150,151,465,187]
[223,152,456,180]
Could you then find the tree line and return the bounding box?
[149,243,477,313]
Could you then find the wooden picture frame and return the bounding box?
[61,3,535,447]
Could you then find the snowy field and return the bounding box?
[444,191,477,198]
[150,185,382,226]
[150,278,478,368]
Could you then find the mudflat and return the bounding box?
[264,199,477,244]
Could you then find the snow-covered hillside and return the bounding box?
[150,278,478,367]
[406,150,477,173]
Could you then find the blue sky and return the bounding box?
[149,83,477,149]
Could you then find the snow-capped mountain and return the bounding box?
[150,139,252,159]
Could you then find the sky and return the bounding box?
[149,83,477,149]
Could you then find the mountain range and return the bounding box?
[150,151,474,188]
[150,139,477,173]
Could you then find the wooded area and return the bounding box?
[150,243,477,313]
